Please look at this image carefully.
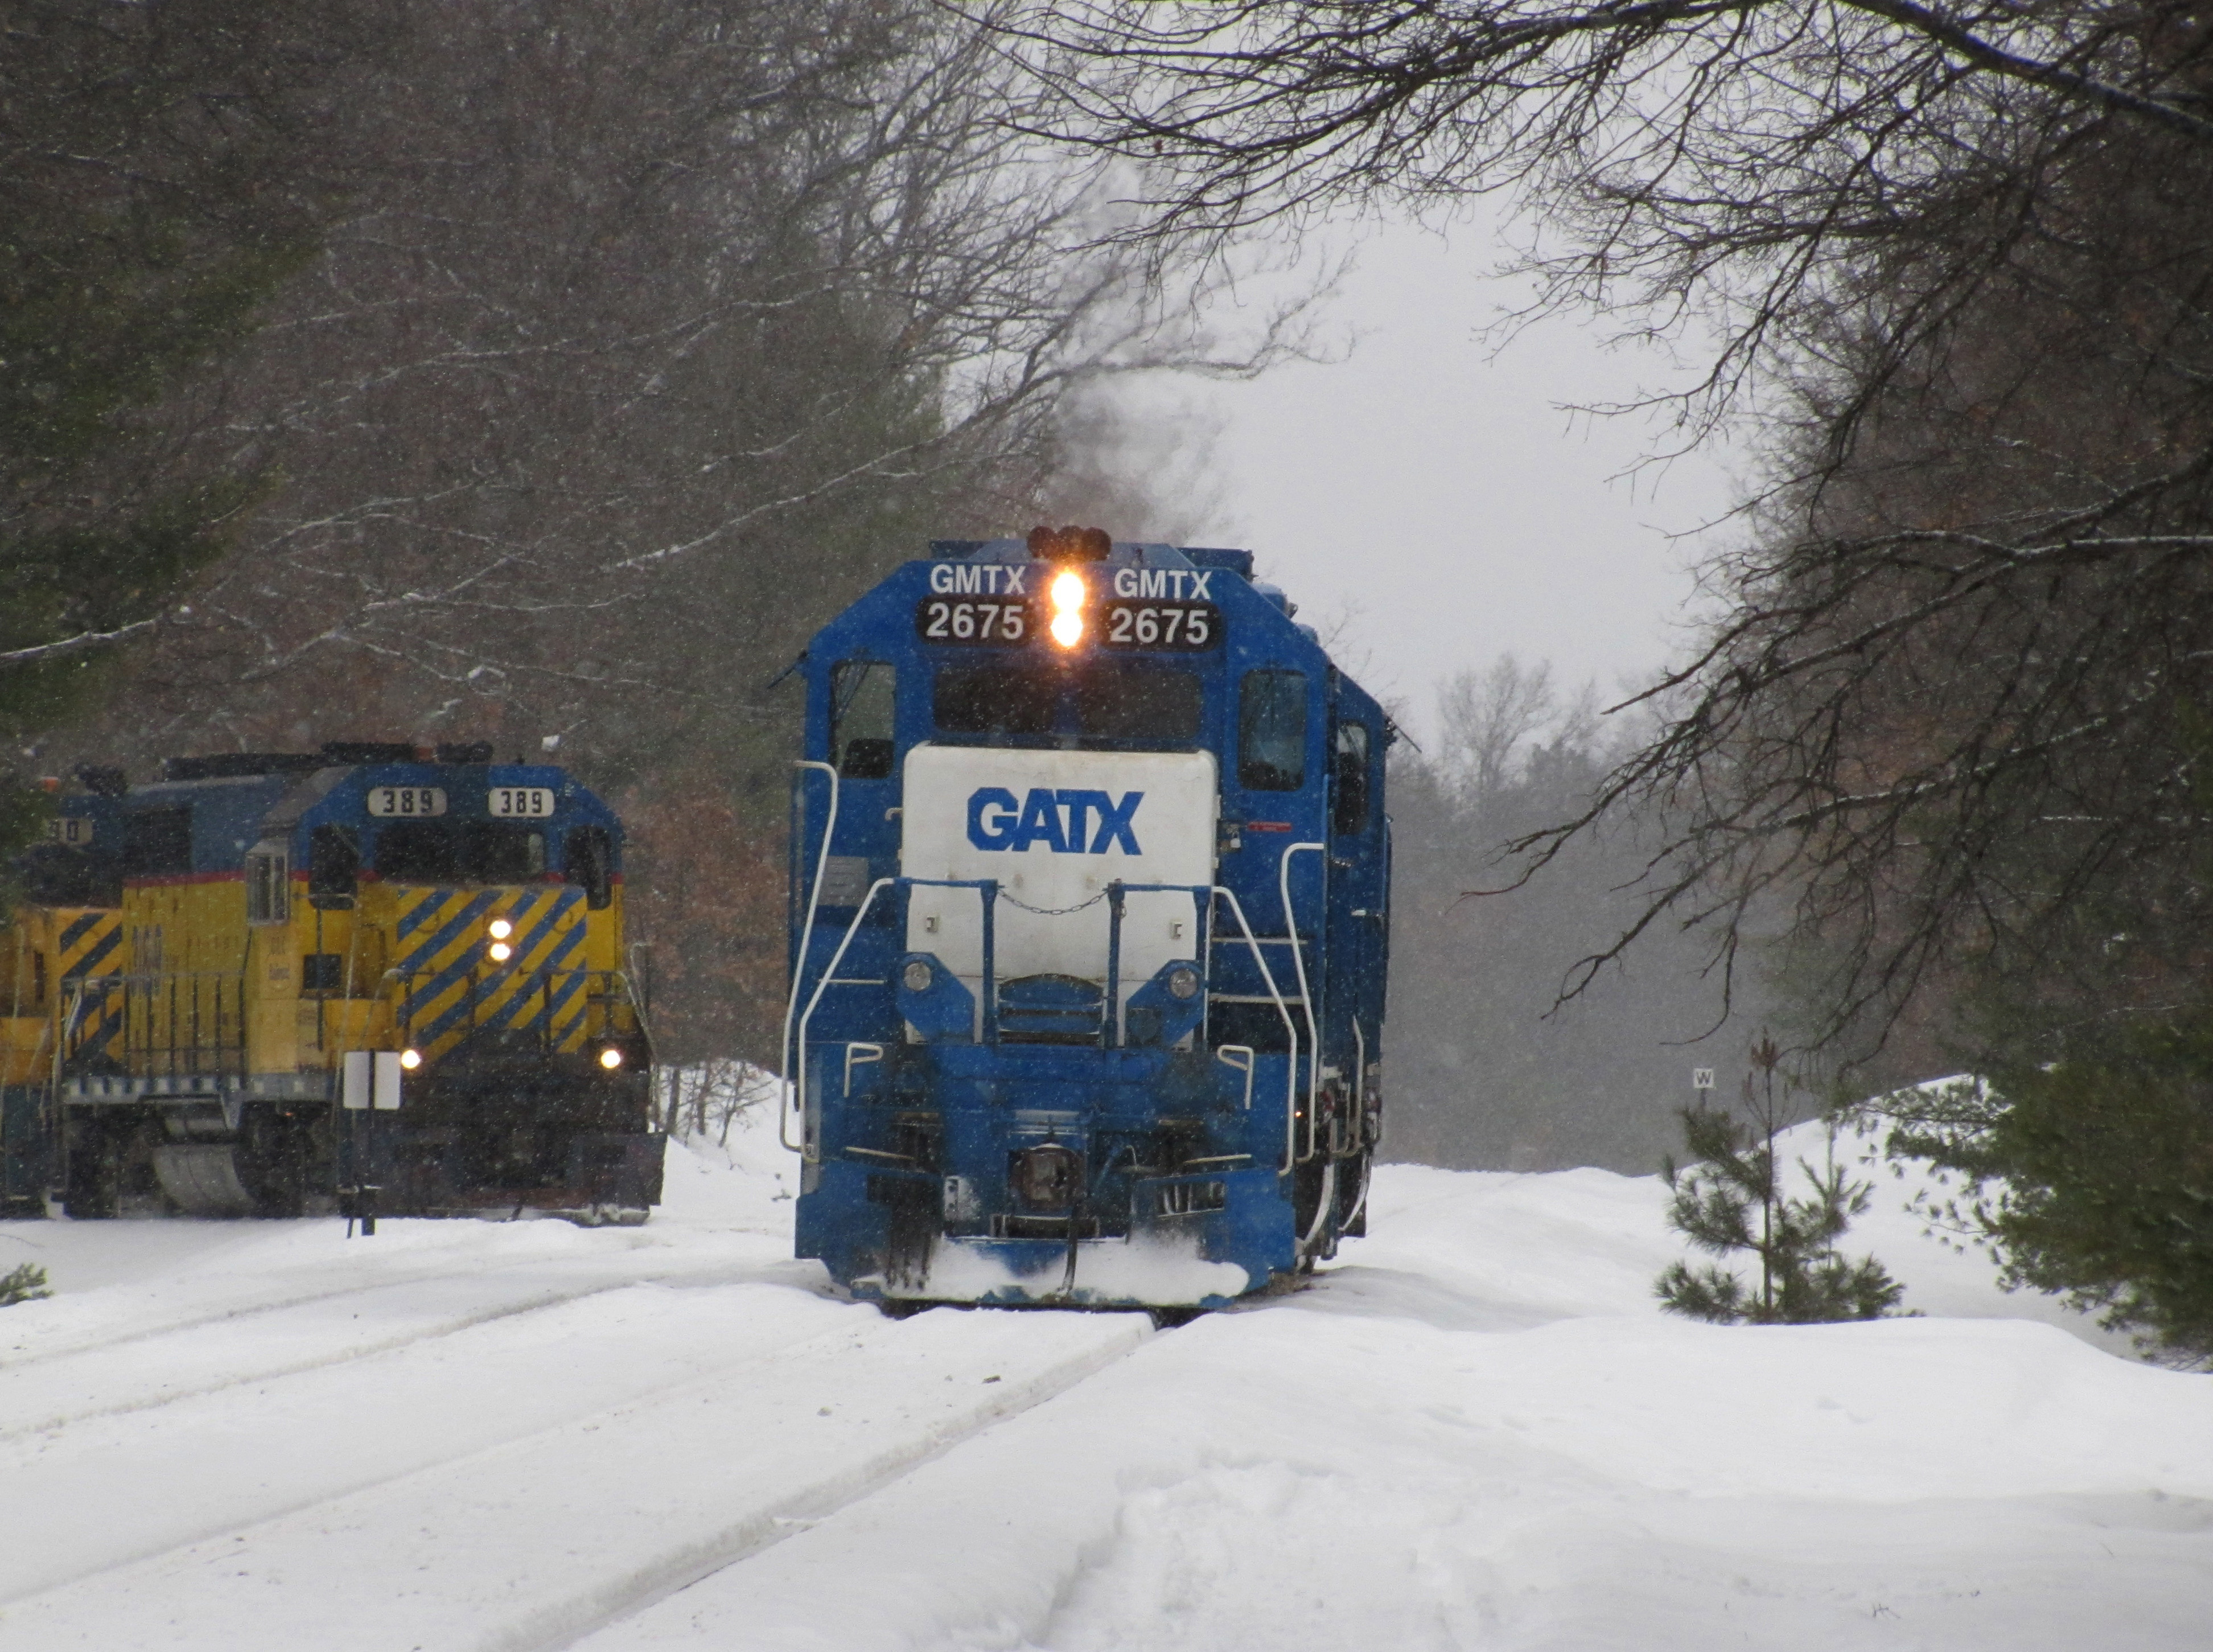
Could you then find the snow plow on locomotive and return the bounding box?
[785,529,1391,1310]
[1,743,661,1222]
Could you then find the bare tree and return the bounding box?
[994,1,2213,1063]
[81,0,1291,779]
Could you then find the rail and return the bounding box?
[60,971,246,1086]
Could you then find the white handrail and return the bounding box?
[777,760,840,1153]
[1209,886,1301,1172]
[1279,843,1326,1163]
[1352,1017,1368,1154]
[1300,1158,1338,1261]
[786,877,894,1162]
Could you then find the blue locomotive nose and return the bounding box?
[784,536,1389,1309]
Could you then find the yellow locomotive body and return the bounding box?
[1,745,659,1220]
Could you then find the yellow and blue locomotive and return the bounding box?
[784,531,1391,1309]
[1,743,659,1220]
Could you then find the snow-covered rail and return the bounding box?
[0,1279,1147,1652]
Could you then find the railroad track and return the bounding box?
[0,1281,1151,1651]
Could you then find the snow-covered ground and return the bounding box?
[1,1110,2205,1651]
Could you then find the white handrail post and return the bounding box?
[1279,843,1326,1162]
[1209,886,1300,1173]
[778,760,840,1155]
[787,878,895,1162]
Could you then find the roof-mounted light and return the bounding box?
[1049,568,1086,648]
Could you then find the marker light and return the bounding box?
[598,1046,624,1070]
[488,917,513,940]
[1048,568,1086,648]
[488,941,513,963]
[399,1048,423,1070]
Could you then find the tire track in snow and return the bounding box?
[0,1305,1151,1652]
[0,1271,670,1441]
[0,1280,850,1609]
[1,1235,805,1436]
[1,1246,630,1369]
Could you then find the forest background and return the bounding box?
[4,0,1748,1181]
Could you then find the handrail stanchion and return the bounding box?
[778,760,841,1146]
[1103,881,1125,1048]
[980,880,999,1045]
[1208,886,1301,1172]
[1280,843,1326,1162]
[786,876,894,1158]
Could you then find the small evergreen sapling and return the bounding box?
[0,1263,52,1308]
[1657,1036,1905,1324]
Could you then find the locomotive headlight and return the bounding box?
[598,1045,624,1071]
[488,918,513,940]
[399,1047,423,1071]
[488,941,513,963]
[1166,964,1200,1001]
[902,959,934,992]
[1048,568,1085,648]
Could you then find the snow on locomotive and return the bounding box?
[1,743,660,1221]
[783,529,1391,1309]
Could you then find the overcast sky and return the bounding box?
[1161,217,1746,742]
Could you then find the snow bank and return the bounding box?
[587,1146,2211,1652]
[1,1099,2203,1652]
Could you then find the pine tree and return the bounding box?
[0,1263,53,1308]
[1657,1035,1905,1324]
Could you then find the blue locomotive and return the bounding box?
[783,528,1391,1309]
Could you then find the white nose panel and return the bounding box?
[900,745,1217,1016]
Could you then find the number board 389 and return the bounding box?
[369,787,446,817]
[490,786,556,819]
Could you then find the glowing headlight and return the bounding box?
[488,917,513,940]
[398,1047,423,1070]
[487,941,513,963]
[1048,569,1085,648]
[902,959,934,992]
[598,1046,624,1070]
[1166,964,1200,1001]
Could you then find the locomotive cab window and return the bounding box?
[309,823,360,905]
[830,659,897,779]
[376,820,545,883]
[564,825,614,909]
[1074,665,1202,746]
[245,842,290,924]
[460,820,545,882]
[1238,669,1307,791]
[935,663,1056,736]
[1331,722,1372,836]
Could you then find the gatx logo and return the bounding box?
[966,787,1143,854]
